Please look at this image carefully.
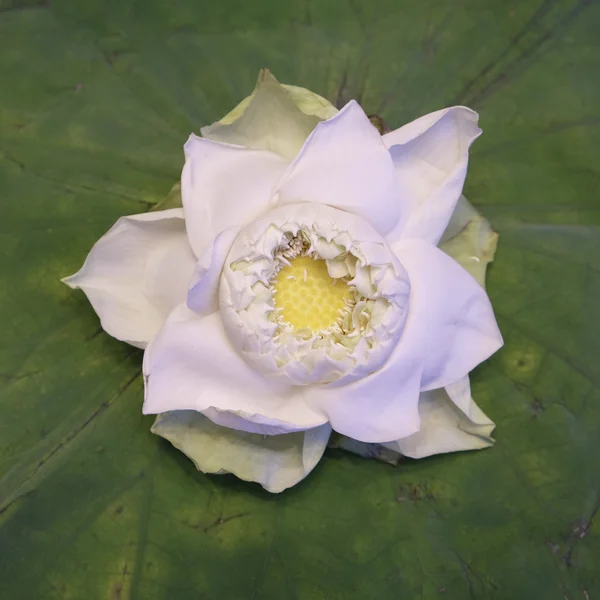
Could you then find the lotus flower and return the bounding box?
[64,70,502,492]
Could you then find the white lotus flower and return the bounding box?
[63,70,503,493]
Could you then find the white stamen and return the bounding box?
[278,256,292,267]
[303,269,308,282]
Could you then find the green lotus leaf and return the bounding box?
[1,0,598,598]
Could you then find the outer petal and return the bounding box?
[383,107,481,245]
[187,226,239,316]
[216,69,337,127]
[182,135,288,258]
[276,100,401,236]
[152,412,331,493]
[63,209,195,348]
[439,196,499,288]
[201,70,322,160]
[281,84,338,120]
[143,305,327,434]
[391,239,503,391]
[382,377,495,458]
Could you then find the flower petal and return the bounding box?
[151,412,331,493]
[329,377,494,461]
[438,196,499,288]
[383,107,481,245]
[305,354,423,443]
[201,69,322,160]
[216,69,338,127]
[280,84,338,120]
[444,375,492,421]
[276,100,401,236]
[391,239,503,391]
[143,305,327,434]
[62,209,195,348]
[182,135,288,258]
[383,377,495,458]
[187,226,239,316]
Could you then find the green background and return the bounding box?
[1,0,599,598]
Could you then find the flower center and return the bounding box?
[219,203,411,386]
[272,256,354,332]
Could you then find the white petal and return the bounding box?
[63,209,195,348]
[151,412,331,493]
[383,377,495,458]
[276,100,401,236]
[143,305,327,434]
[187,226,239,316]
[182,135,288,258]
[384,107,481,245]
[391,239,503,391]
[201,70,321,160]
[438,196,499,288]
[305,353,423,443]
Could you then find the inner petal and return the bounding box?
[272,256,354,331]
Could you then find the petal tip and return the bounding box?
[257,67,278,85]
[60,273,79,288]
[183,133,201,158]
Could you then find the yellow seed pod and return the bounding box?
[272,256,353,331]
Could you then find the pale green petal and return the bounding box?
[438,195,499,287]
[217,69,337,126]
[151,411,332,493]
[381,383,495,459]
[151,182,182,211]
[200,69,331,160]
[279,83,338,120]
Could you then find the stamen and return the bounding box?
[278,256,292,267]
